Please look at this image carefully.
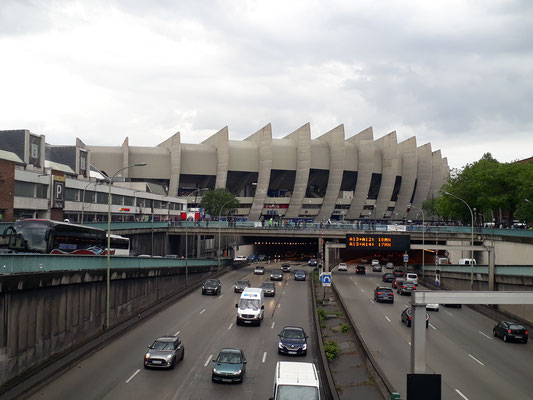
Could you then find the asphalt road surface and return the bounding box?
[27,262,321,400]
[332,264,533,400]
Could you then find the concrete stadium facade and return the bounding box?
[81,123,449,221]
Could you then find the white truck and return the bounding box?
[235,288,264,326]
[269,361,320,400]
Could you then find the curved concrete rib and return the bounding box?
[374,132,399,219]
[246,124,272,221]
[157,132,181,197]
[121,137,129,172]
[284,123,311,218]
[346,127,374,219]
[393,137,417,218]
[408,143,432,219]
[202,126,229,189]
[316,125,345,221]
[429,150,444,199]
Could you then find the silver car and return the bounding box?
[144,336,184,369]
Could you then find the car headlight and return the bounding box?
[302,343,307,350]
[145,353,150,359]
[213,368,217,373]
[278,342,284,349]
[234,369,242,375]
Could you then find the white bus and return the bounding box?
[108,234,130,256]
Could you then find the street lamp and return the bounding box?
[410,206,425,278]
[444,191,475,290]
[218,199,234,271]
[185,188,208,287]
[106,162,147,330]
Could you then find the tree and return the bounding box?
[200,189,240,218]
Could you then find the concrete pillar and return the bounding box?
[488,246,495,291]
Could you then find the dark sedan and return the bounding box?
[374,286,394,303]
[278,326,308,356]
[392,277,406,289]
[261,281,276,296]
[234,280,250,293]
[294,270,306,281]
[493,321,528,343]
[397,282,417,295]
[393,270,405,277]
[270,269,283,281]
[382,273,395,282]
[308,258,318,266]
[281,263,292,273]
[355,265,366,274]
[202,279,221,295]
[144,336,184,369]
[212,348,247,383]
[401,307,429,328]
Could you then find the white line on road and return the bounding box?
[262,352,267,363]
[455,389,469,400]
[404,304,410,308]
[385,316,391,323]
[271,322,275,329]
[204,354,213,367]
[228,323,233,330]
[429,323,437,330]
[408,342,411,346]
[278,303,281,308]
[218,294,224,299]
[370,299,375,304]
[478,331,492,340]
[445,310,454,316]
[200,309,206,315]
[468,354,485,366]
[125,369,140,383]
[174,330,180,336]
[283,291,286,295]
[360,288,365,293]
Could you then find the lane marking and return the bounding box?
[404,304,410,308]
[200,309,206,315]
[204,354,213,367]
[262,352,267,363]
[408,342,411,346]
[174,330,180,336]
[125,369,140,383]
[218,294,224,299]
[468,354,485,366]
[278,304,281,308]
[360,288,365,293]
[283,291,286,295]
[455,389,469,400]
[271,322,275,329]
[370,299,375,304]
[385,316,391,323]
[445,310,454,316]
[478,331,492,340]
[429,323,437,330]
[228,323,233,330]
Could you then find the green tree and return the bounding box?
[200,188,240,218]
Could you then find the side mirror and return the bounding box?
[212,359,216,363]
[235,304,238,308]
[243,360,247,364]
[147,345,151,349]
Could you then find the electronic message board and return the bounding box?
[346,234,410,251]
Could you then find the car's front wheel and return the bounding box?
[180,348,185,360]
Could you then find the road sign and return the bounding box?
[403,254,409,263]
[321,272,332,287]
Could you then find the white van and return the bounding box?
[405,273,418,285]
[236,288,265,326]
[458,258,476,265]
[234,255,247,261]
[270,361,320,400]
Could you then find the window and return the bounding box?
[112,194,123,205]
[14,181,34,197]
[97,192,108,204]
[36,184,48,199]
[153,200,161,209]
[124,196,134,206]
[65,188,77,201]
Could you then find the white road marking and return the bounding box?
[218,294,224,299]
[385,316,391,323]
[404,304,410,308]
[283,291,286,295]
[228,323,233,330]
[455,389,469,400]
[262,352,267,363]
[271,322,275,329]
[478,331,492,340]
[445,310,454,316]
[429,323,437,330]
[468,354,485,366]
[204,354,213,367]
[408,342,411,346]
[125,369,140,383]
[278,303,281,308]
[174,330,180,336]
[360,288,365,293]
[370,299,375,304]
[200,309,206,315]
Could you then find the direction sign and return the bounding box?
[403,254,409,263]
[321,272,332,287]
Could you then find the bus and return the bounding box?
[109,234,130,256]
[1,219,127,256]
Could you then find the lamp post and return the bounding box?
[218,199,234,271]
[185,188,208,286]
[410,206,425,278]
[106,162,147,330]
[444,191,475,290]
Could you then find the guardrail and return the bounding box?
[0,254,229,275]
[414,264,533,276]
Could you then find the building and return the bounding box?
[0,124,449,222]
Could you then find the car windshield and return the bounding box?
[239,299,260,310]
[217,351,242,364]
[205,280,218,286]
[236,281,249,286]
[282,329,305,339]
[277,385,319,400]
[296,270,304,274]
[151,340,174,350]
[379,288,392,292]
[272,270,282,274]
[262,283,274,288]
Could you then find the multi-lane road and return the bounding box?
[27,262,321,400]
[333,264,533,400]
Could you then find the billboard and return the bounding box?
[346,234,410,251]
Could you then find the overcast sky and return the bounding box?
[1,0,532,169]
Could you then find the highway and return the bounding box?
[333,264,533,400]
[27,262,321,400]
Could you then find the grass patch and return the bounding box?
[340,323,351,333]
[324,340,341,361]
[335,311,344,317]
[317,307,327,322]
[316,298,323,306]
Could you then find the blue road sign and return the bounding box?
[321,272,332,287]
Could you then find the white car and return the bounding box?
[386,262,394,269]
[337,263,348,271]
[371,259,380,266]
[405,273,418,285]
[426,303,439,311]
[234,255,247,261]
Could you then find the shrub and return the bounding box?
[335,311,343,317]
[340,323,350,333]
[324,340,341,360]
[317,307,327,322]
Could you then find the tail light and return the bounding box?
[377,292,382,295]
[508,329,512,334]
[408,316,412,319]
[526,331,529,335]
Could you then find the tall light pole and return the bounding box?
[218,199,234,271]
[106,162,147,330]
[185,188,208,286]
[444,191,475,290]
[410,206,425,278]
